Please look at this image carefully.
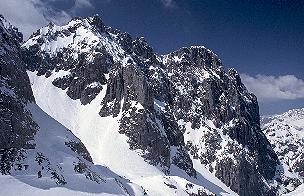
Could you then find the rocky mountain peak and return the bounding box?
[163,45,222,69]
[0,5,303,194]
[87,14,105,30]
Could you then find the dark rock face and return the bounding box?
[22,15,281,195]
[100,59,196,176]
[0,15,38,174]
[162,46,279,196]
[65,140,93,162]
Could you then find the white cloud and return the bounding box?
[160,0,175,8]
[70,0,93,15]
[0,0,71,40]
[74,0,92,8]
[241,74,304,102]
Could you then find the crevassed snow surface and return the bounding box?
[27,70,238,195]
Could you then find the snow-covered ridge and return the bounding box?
[19,103,141,195]
[262,108,304,128]
[23,16,125,62]
[262,108,304,194]
[161,45,221,67]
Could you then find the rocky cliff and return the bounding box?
[0,14,37,175]
[21,15,283,195]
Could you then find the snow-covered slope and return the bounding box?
[262,108,304,194]
[13,103,143,195]
[0,15,145,196]
[284,184,304,196]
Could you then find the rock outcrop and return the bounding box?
[0,14,37,174]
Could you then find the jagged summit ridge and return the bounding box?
[24,15,123,61]
[162,45,222,69]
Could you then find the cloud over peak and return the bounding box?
[241,74,304,102]
[0,0,92,40]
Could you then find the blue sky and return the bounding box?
[0,0,303,115]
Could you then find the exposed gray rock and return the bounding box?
[0,14,37,174]
[161,46,279,196]
[65,140,93,162]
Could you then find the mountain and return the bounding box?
[262,108,304,194]
[0,14,239,196]
[0,15,146,196]
[20,15,283,195]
